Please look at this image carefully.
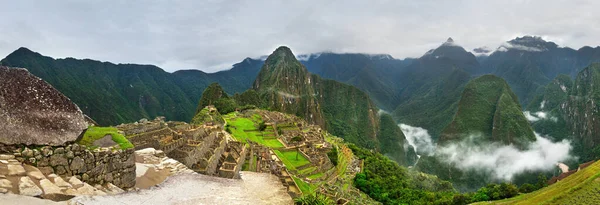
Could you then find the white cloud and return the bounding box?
[399,124,436,155]
[436,133,573,181]
[524,111,558,122]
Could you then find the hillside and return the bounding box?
[0,47,262,126]
[561,63,600,161]
[253,46,413,165]
[481,36,600,106]
[300,52,414,111]
[391,38,476,139]
[479,160,600,204]
[440,75,535,147]
[525,74,573,141]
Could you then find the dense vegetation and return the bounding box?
[0,47,263,126]
[350,143,552,204]
[440,75,535,148]
[349,143,457,204]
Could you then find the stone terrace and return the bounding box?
[116,117,246,179]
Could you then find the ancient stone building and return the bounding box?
[116,116,247,179]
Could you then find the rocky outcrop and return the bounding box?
[0,66,87,146]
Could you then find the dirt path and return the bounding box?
[71,172,293,205]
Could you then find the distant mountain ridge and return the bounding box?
[0,47,263,125]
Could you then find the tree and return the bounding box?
[536,174,548,190]
[519,183,536,193]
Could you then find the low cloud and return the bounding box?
[436,133,572,181]
[523,111,558,122]
[399,124,436,156]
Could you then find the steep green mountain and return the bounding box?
[253,46,413,165]
[392,38,477,139]
[300,53,414,111]
[561,63,600,161]
[0,47,262,125]
[525,74,573,141]
[195,83,237,114]
[440,75,535,147]
[393,68,470,140]
[481,36,600,106]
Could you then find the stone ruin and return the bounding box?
[0,66,136,198]
[116,115,247,179]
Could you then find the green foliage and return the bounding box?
[376,113,415,166]
[441,75,535,148]
[294,193,335,205]
[519,183,536,193]
[470,183,519,201]
[326,146,338,166]
[233,89,263,107]
[393,68,470,140]
[348,144,457,205]
[196,83,237,114]
[78,126,134,150]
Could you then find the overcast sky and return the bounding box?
[0,0,598,72]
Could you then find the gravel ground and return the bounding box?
[70,171,293,205]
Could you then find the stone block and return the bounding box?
[18,176,43,196]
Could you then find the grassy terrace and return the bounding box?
[479,160,600,204]
[293,176,317,194]
[224,113,284,148]
[77,126,134,150]
[274,150,311,170]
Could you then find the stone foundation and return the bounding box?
[1,143,136,189]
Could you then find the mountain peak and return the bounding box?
[7,47,40,58]
[273,46,294,56]
[441,37,459,47]
[497,35,558,52]
[264,46,298,65]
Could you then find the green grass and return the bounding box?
[293,176,316,194]
[298,166,318,175]
[307,173,324,180]
[225,114,285,148]
[263,139,284,148]
[274,150,310,170]
[479,160,600,205]
[78,126,134,150]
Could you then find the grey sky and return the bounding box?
[0,0,598,72]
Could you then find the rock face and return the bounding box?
[0,66,87,145]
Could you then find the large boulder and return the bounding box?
[0,66,87,145]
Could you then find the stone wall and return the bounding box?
[1,143,136,189]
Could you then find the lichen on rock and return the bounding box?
[0,66,87,146]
